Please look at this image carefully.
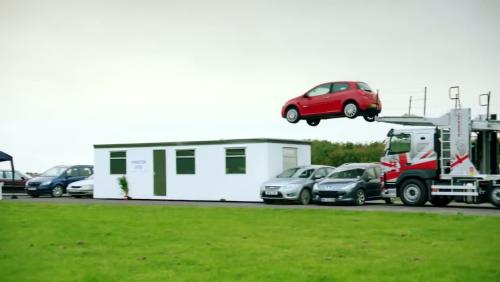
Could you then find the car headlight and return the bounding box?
[81,185,93,189]
[285,184,302,190]
[341,183,357,191]
[312,183,319,192]
[41,181,51,185]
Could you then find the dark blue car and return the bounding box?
[25,165,93,197]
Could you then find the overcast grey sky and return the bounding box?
[1,0,499,172]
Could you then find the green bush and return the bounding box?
[310,140,385,167]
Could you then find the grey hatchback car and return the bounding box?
[313,163,393,205]
[260,165,335,205]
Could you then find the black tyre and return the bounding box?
[285,107,300,123]
[355,189,366,206]
[306,119,320,126]
[263,199,275,204]
[299,189,312,205]
[430,196,453,207]
[400,179,428,206]
[51,185,64,197]
[363,115,376,122]
[343,102,359,119]
[489,187,500,208]
[384,198,395,204]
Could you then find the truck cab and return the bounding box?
[381,128,438,202]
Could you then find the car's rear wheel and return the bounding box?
[285,107,300,123]
[363,115,376,122]
[51,185,64,197]
[355,189,366,205]
[306,119,320,126]
[343,102,359,119]
[299,189,311,205]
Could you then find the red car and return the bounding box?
[281,81,382,126]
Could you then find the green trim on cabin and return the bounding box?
[94,138,311,149]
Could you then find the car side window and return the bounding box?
[79,167,92,177]
[313,168,327,178]
[299,169,314,178]
[363,168,377,180]
[332,83,349,93]
[66,168,79,177]
[307,84,331,97]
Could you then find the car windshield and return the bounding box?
[328,168,365,179]
[277,167,301,178]
[41,166,68,177]
[277,167,313,178]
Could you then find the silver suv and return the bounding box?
[260,165,335,205]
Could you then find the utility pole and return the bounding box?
[423,86,427,116]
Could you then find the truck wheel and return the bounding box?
[299,189,311,205]
[384,198,395,204]
[355,189,366,206]
[430,196,453,207]
[285,107,300,123]
[51,185,64,197]
[489,187,500,208]
[400,179,428,206]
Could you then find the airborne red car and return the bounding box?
[281,81,382,126]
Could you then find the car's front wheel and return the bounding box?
[51,185,64,197]
[355,189,366,205]
[285,107,300,123]
[299,189,312,205]
[343,102,359,119]
[306,119,320,126]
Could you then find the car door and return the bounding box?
[2,170,16,188]
[327,82,351,114]
[299,83,332,115]
[62,167,80,187]
[363,168,381,198]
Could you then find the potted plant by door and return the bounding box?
[117,176,130,200]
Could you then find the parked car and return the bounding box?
[67,175,94,197]
[281,81,382,126]
[261,165,335,205]
[313,163,393,205]
[0,170,31,193]
[25,165,94,197]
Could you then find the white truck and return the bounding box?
[377,87,500,207]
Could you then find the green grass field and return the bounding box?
[1,202,499,281]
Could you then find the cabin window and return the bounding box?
[110,151,126,174]
[226,148,246,174]
[176,150,195,174]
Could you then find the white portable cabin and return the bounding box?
[93,138,311,201]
